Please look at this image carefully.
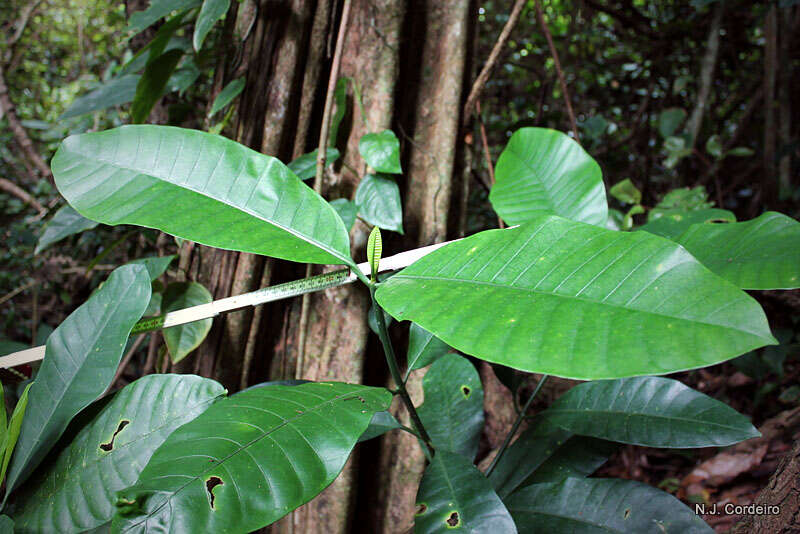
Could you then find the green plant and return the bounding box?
[2,124,798,533]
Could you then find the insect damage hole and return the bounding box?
[206,476,224,510]
[415,503,428,516]
[446,511,460,528]
[99,420,130,451]
[623,508,631,519]
[460,385,471,398]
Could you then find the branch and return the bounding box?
[686,2,723,147]
[2,0,43,64]
[462,0,527,125]
[536,0,580,142]
[0,177,46,214]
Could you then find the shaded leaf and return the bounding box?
[59,76,141,120]
[505,478,713,533]
[113,382,391,532]
[329,199,356,231]
[52,125,353,267]
[13,375,225,533]
[127,0,201,33]
[359,130,401,174]
[542,377,759,447]
[0,341,28,358]
[35,204,100,255]
[489,128,607,226]
[194,0,230,51]
[406,323,451,372]
[415,450,516,534]
[329,78,348,147]
[728,147,754,157]
[609,179,641,205]
[358,411,401,442]
[418,354,483,460]
[658,108,687,138]
[126,255,176,281]
[637,208,735,240]
[208,77,245,116]
[355,174,404,234]
[705,135,723,158]
[519,436,617,486]
[162,282,213,363]
[674,212,800,289]
[0,516,12,533]
[0,383,31,486]
[4,265,151,494]
[287,148,340,181]
[130,49,184,123]
[376,217,775,380]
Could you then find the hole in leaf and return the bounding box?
[206,476,224,509]
[415,503,428,516]
[446,511,460,528]
[100,420,130,451]
[707,219,732,225]
[461,386,471,398]
[624,508,631,519]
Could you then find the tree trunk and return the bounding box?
[686,3,722,148]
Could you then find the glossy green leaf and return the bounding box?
[329,198,356,231]
[0,383,30,486]
[367,226,382,280]
[130,49,183,123]
[13,375,225,533]
[609,179,641,205]
[674,212,800,289]
[418,354,483,460]
[113,382,391,532]
[637,208,735,240]
[287,148,340,181]
[506,478,713,533]
[358,411,401,442]
[162,282,213,363]
[658,108,687,138]
[489,128,607,226]
[488,420,572,498]
[4,265,151,494]
[194,0,230,51]
[406,323,451,372]
[35,204,100,254]
[415,450,516,534]
[208,77,245,116]
[52,125,353,267]
[127,0,201,33]
[126,255,176,281]
[376,216,776,380]
[542,377,759,447]
[519,436,616,486]
[359,130,401,174]
[59,76,141,120]
[355,174,404,234]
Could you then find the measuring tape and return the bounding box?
[0,239,459,369]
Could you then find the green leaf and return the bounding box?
[355,174,404,234]
[359,130,402,174]
[208,77,245,116]
[194,0,230,51]
[658,108,687,138]
[161,282,213,363]
[520,436,617,486]
[705,134,723,158]
[130,49,184,123]
[0,516,11,533]
[489,128,607,226]
[0,341,28,357]
[727,146,754,157]
[329,78,348,147]
[287,148,340,181]
[609,179,641,205]
[0,384,6,449]
[126,255,176,281]
[673,212,800,289]
[113,382,391,532]
[407,323,451,372]
[12,375,225,533]
[329,198,356,231]
[52,125,353,267]
[637,208,736,240]
[415,450,516,534]
[127,0,201,33]
[418,354,483,460]
[542,377,759,447]
[4,265,151,494]
[358,411,401,442]
[367,226,382,280]
[122,14,189,75]
[505,478,713,533]
[59,76,141,120]
[0,383,30,486]
[35,205,100,254]
[488,420,572,499]
[376,217,776,380]
[653,186,712,212]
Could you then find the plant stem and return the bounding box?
[369,286,435,456]
[485,374,549,477]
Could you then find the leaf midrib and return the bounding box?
[544,408,752,435]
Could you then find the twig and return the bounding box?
[297,0,354,377]
[476,101,504,229]
[0,177,46,214]
[536,0,580,141]
[462,0,527,125]
[0,280,36,306]
[686,2,723,147]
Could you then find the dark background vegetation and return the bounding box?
[1,1,798,532]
